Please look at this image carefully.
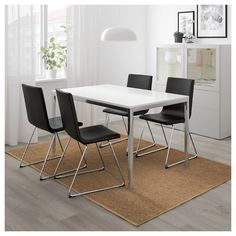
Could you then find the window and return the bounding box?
[36,5,67,79]
[48,5,66,42]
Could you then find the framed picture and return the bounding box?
[178,11,195,35]
[197,5,227,38]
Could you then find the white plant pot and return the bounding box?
[62,67,67,78]
[46,69,57,79]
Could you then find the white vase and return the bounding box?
[164,51,177,64]
[184,37,194,43]
[46,69,57,79]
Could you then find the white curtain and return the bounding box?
[5,5,37,146]
[66,5,98,126]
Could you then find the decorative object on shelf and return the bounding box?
[40,35,67,79]
[173,31,184,43]
[197,5,227,38]
[101,27,137,41]
[178,11,195,36]
[184,32,195,43]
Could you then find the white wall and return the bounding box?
[95,5,147,123]
[146,5,231,83]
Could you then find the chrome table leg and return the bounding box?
[128,109,134,189]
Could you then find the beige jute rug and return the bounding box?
[6,137,231,226]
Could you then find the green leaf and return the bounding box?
[49,37,55,43]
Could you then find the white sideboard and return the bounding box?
[154,44,231,139]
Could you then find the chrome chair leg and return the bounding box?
[135,125,145,154]
[165,125,174,167]
[95,143,106,169]
[68,143,125,198]
[189,132,198,157]
[40,134,57,180]
[55,142,104,180]
[19,126,37,168]
[165,126,198,169]
[53,139,88,179]
[53,137,71,178]
[135,121,168,157]
[100,116,128,148]
[19,127,61,168]
[161,124,169,147]
[39,132,79,180]
[68,146,88,197]
[56,132,64,152]
[77,141,88,167]
[122,116,128,133]
[108,141,126,184]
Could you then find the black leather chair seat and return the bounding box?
[103,108,148,117]
[140,112,185,125]
[79,125,120,144]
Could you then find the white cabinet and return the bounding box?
[156,44,231,139]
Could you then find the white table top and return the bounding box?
[59,84,188,111]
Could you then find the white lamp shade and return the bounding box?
[101,27,137,41]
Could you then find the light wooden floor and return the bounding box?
[5,119,231,231]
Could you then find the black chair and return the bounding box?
[100,74,153,148]
[55,89,125,198]
[21,84,71,180]
[136,77,198,168]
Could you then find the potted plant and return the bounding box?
[183,32,195,43]
[173,31,184,43]
[40,37,67,79]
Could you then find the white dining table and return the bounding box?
[52,84,189,189]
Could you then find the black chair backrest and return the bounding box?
[22,84,51,132]
[163,77,194,118]
[127,74,153,90]
[56,89,80,141]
